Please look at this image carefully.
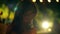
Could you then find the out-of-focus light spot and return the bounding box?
[48,0,51,3]
[32,0,36,3]
[2,4,5,8]
[48,28,52,32]
[14,6,17,12]
[0,11,1,14]
[0,6,9,19]
[56,0,59,2]
[9,12,14,20]
[42,21,49,29]
[0,11,3,15]
[39,0,43,3]
[2,12,8,19]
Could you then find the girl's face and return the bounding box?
[23,11,35,23]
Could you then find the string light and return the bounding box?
[56,0,59,2]
[39,0,43,3]
[48,0,51,3]
[32,0,36,3]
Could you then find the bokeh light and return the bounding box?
[48,28,52,32]
[39,0,43,3]
[47,0,51,3]
[42,21,49,29]
[9,12,14,20]
[0,5,9,19]
[14,6,18,12]
[32,0,36,3]
[56,0,59,2]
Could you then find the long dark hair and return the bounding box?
[9,1,37,34]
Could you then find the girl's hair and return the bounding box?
[10,1,37,33]
[22,1,37,15]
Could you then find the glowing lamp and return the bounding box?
[42,21,49,29]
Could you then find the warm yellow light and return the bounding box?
[42,21,49,29]
[0,9,3,15]
[48,0,51,3]
[39,0,43,3]
[48,28,52,32]
[2,4,6,8]
[0,11,2,15]
[2,12,8,18]
[9,12,14,20]
[0,11,1,14]
[32,0,36,3]
[56,0,59,2]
